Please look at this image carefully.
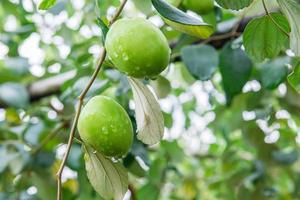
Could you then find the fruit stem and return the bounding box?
[55,1,128,200]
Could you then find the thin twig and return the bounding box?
[262,0,270,15]
[109,0,128,25]
[31,122,67,155]
[55,0,128,199]
[200,17,243,46]
[262,0,290,37]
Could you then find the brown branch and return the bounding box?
[109,0,128,25]
[200,32,241,45]
[55,0,128,200]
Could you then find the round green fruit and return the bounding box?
[105,18,171,78]
[183,0,214,14]
[78,95,133,158]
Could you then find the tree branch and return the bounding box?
[55,0,128,199]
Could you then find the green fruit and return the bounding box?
[78,95,133,158]
[183,0,214,14]
[105,18,171,78]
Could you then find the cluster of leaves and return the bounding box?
[1,0,300,199]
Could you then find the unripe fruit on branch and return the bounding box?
[105,18,171,78]
[78,95,133,158]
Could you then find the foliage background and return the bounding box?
[1,0,300,199]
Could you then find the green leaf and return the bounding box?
[129,78,164,145]
[0,147,16,173]
[32,171,56,200]
[181,44,219,80]
[171,62,196,87]
[72,76,109,98]
[151,0,214,38]
[216,0,254,10]
[259,57,289,90]
[0,57,29,83]
[272,150,298,165]
[124,154,147,177]
[148,157,167,184]
[7,144,30,175]
[137,183,160,200]
[219,43,253,104]
[33,152,55,168]
[161,140,184,162]
[67,144,83,170]
[132,0,153,15]
[96,17,109,43]
[167,0,182,7]
[84,145,128,200]
[38,0,57,10]
[163,112,173,128]
[150,75,171,99]
[24,121,45,145]
[288,62,300,93]
[4,57,29,75]
[0,82,29,108]
[277,0,300,56]
[243,13,290,62]
[95,0,120,17]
